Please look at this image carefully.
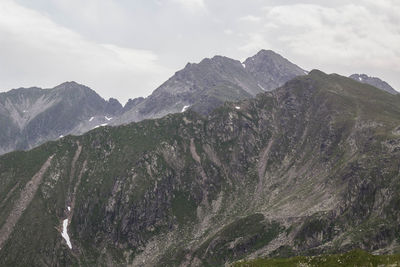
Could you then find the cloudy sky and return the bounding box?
[0,0,399,103]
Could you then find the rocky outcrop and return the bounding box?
[243,49,306,91]
[0,50,306,156]
[114,50,306,124]
[0,82,124,155]
[350,74,398,94]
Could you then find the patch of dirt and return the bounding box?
[0,155,54,249]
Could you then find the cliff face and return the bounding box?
[243,49,306,91]
[0,71,400,266]
[114,50,306,125]
[350,73,398,95]
[0,50,306,156]
[0,82,122,155]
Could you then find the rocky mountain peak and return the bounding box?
[122,97,145,112]
[0,50,309,155]
[113,50,308,125]
[176,55,243,81]
[243,49,307,91]
[308,69,327,77]
[252,49,280,58]
[0,81,124,154]
[349,73,398,94]
[105,98,123,116]
[54,81,82,90]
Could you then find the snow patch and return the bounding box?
[181,105,190,112]
[67,206,71,211]
[258,83,266,91]
[105,116,112,121]
[304,70,309,74]
[89,117,94,122]
[235,106,241,110]
[61,219,72,249]
[358,77,362,81]
[94,123,108,129]
[242,63,246,68]
[59,135,64,138]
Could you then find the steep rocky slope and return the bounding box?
[350,74,398,94]
[1,71,400,266]
[0,50,305,155]
[243,49,306,91]
[0,82,122,155]
[114,50,305,124]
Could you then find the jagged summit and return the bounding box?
[0,50,312,155]
[115,49,306,125]
[308,69,326,76]
[252,49,281,57]
[0,81,123,154]
[54,81,81,88]
[53,81,99,96]
[243,49,306,91]
[350,73,398,95]
[10,50,400,158]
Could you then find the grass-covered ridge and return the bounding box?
[233,250,400,267]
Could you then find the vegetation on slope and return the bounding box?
[233,250,400,267]
[0,71,400,266]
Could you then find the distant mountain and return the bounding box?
[243,49,306,91]
[0,82,123,155]
[114,50,306,124]
[0,50,306,154]
[350,74,398,94]
[1,71,400,266]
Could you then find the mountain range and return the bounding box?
[0,50,397,157]
[0,50,397,156]
[0,69,400,266]
[0,82,123,155]
[349,73,398,95]
[0,50,305,155]
[1,50,400,266]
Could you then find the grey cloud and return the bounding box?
[1,0,398,102]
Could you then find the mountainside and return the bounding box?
[0,50,305,155]
[0,82,123,155]
[1,71,400,266]
[350,74,398,94]
[114,50,305,124]
[243,50,306,91]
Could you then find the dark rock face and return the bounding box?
[114,55,260,124]
[243,49,307,91]
[122,97,145,113]
[114,50,306,124]
[0,50,305,155]
[1,71,400,266]
[105,98,123,116]
[0,82,123,155]
[350,74,398,94]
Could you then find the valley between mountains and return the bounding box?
[0,69,400,266]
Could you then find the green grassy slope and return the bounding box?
[233,250,400,267]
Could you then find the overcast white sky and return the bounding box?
[0,0,399,103]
